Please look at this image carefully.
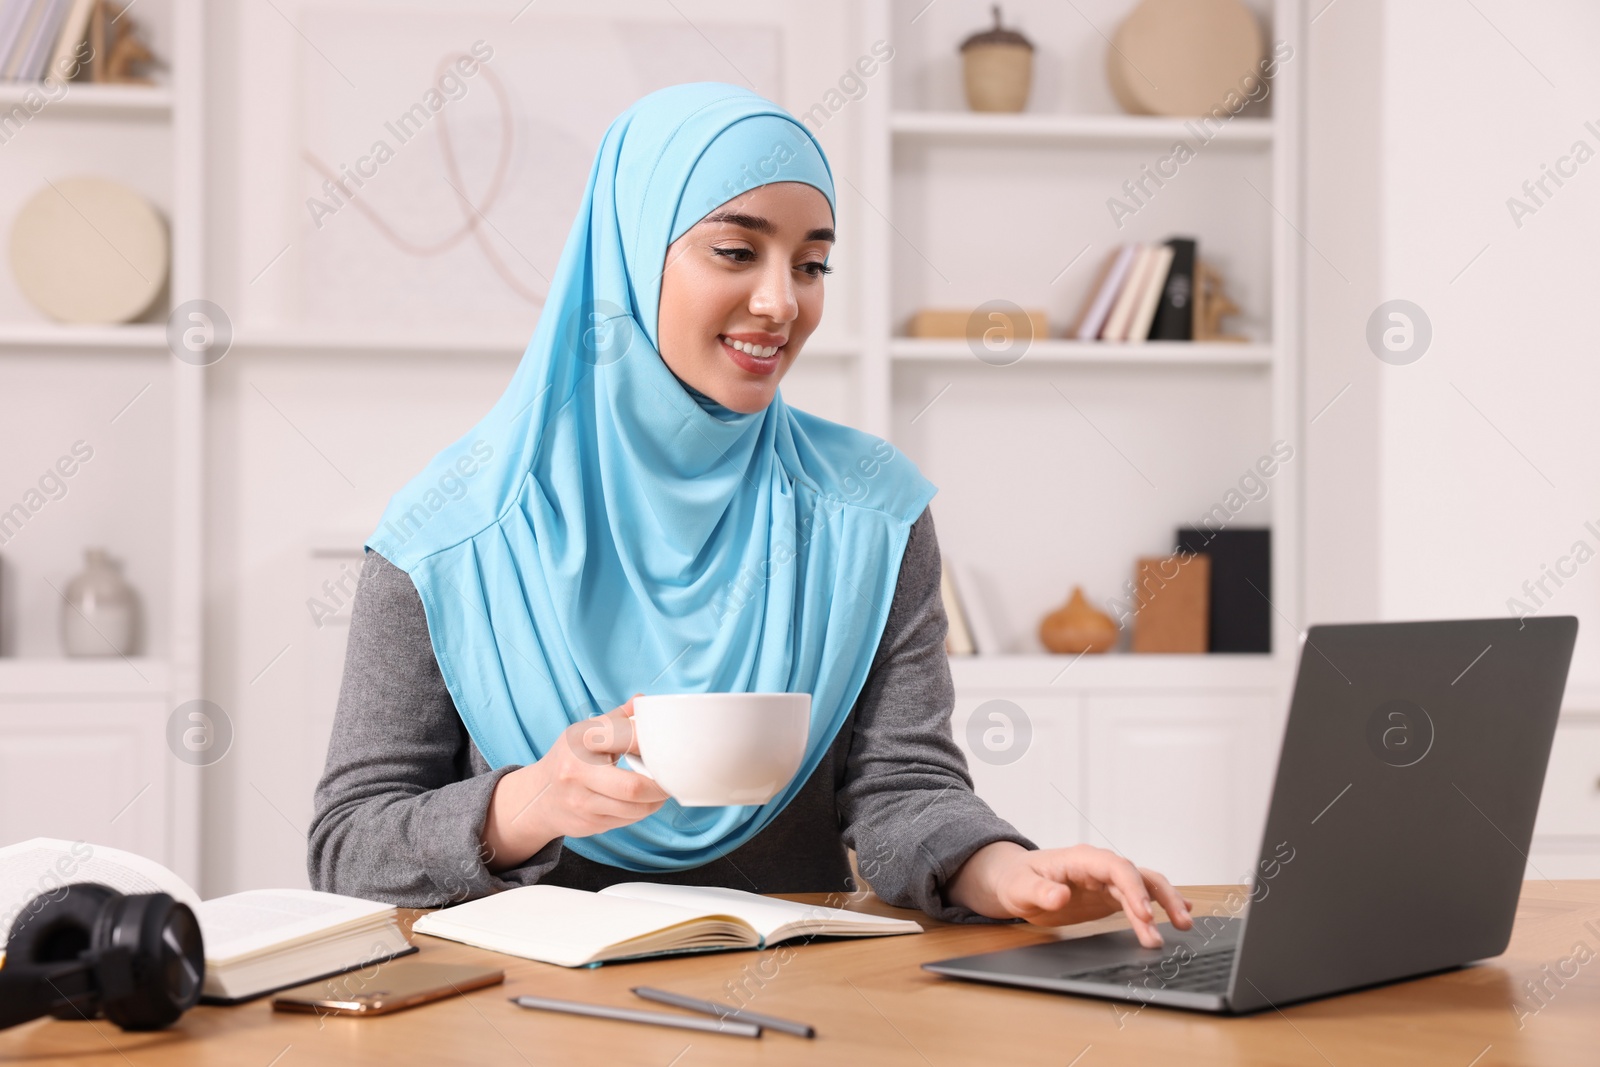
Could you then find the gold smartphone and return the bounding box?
[272,961,505,1017]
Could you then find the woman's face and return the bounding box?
[656,181,834,414]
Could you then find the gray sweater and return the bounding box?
[306,507,1036,923]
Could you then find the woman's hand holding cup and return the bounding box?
[483,695,670,871]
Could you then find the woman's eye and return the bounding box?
[708,247,830,278]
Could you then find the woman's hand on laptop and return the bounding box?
[945,842,1193,948]
[482,696,671,871]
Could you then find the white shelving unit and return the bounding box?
[224,331,865,362]
[889,338,1273,365]
[860,0,1301,662]
[0,82,173,118]
[889,110,1275,145]
[854,0,1303,881]
[0,323,169,350]
[0,0,205,887]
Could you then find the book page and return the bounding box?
[413,884,756,967]
[600,882,921,942]
[195,889,396,964]
[0,838,201,959]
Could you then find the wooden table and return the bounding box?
[3,881,1597,1065]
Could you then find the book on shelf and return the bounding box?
[1177,526,1272,653]
[1068,237,1211,344]
[1149,237,1198,341]
[47,0,94,79]
[0,838,415,1004]
[940,557,976,655]
[0,4,26,75]
[411,881,923,969]
[1100,244,1155,341]
[2,0,62,80]
[1,0,94,83]
[1068,245,1130,340]
[1126,243,1176,343]
[0,4,31,77]
[1131,553,1211,653]
[949,559,1002,656]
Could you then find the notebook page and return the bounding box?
[600,882,921,941]
[412,884,756,967]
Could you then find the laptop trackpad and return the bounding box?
[1051,915,1242,977]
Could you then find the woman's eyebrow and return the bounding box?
[703,210,835,243]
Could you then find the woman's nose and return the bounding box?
[749,262,798,324]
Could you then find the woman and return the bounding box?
[308,82,1192,949]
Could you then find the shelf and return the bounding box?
[0,82,172,119]
[234,331,531,359]
[232,331,862,360]
[0,323,168,351]
[953,658,1600,712]
[890,111,1273,147]
[948,653,1288,692]
[0,658,171,698]
[0,324,859,362]
[889,339,1272,367]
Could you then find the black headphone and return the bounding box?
[0,881,205,1032]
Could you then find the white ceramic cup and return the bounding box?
[623,693,811,807]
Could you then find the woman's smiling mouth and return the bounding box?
[719,332,787,375]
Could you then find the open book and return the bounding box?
[412,881,924,968]
[0,838,414,1004]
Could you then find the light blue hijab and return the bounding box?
[368,82,936,872]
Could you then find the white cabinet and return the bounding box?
[0,699,168,859]
[951,693,1082,850]
[1083,692,1277,885]
[951,666,1600,886]
[1530,712,1600,879]
[948,656,1286,888]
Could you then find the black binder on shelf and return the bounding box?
[1176,526,1271,653]
[1148,237,1197,341]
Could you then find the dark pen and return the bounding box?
[630,986,817,1038]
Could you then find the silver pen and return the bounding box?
[630,986,817,1038]
[509,994,762,1038]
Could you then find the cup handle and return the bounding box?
[619,753,655,780]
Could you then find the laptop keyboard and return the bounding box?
[1063,947,1235,994]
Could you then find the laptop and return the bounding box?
[922,616,1578,1014]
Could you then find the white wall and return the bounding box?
[1374,0,1600,692]
[1302,0,1383,626]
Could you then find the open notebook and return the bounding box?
[0,838,414,1003]
[412,882,924,968]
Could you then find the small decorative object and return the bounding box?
[1131,553,1211,654]
[88,0,161,84]
[62,548,139,658]
[1192,260,1247,342]
[9,177,169,324]
[1108,0,1264,117]
[1039,586,1118,655]
[960,5,1034,113]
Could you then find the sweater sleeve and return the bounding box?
[306,548,563,906]
[837,507,1040,923]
